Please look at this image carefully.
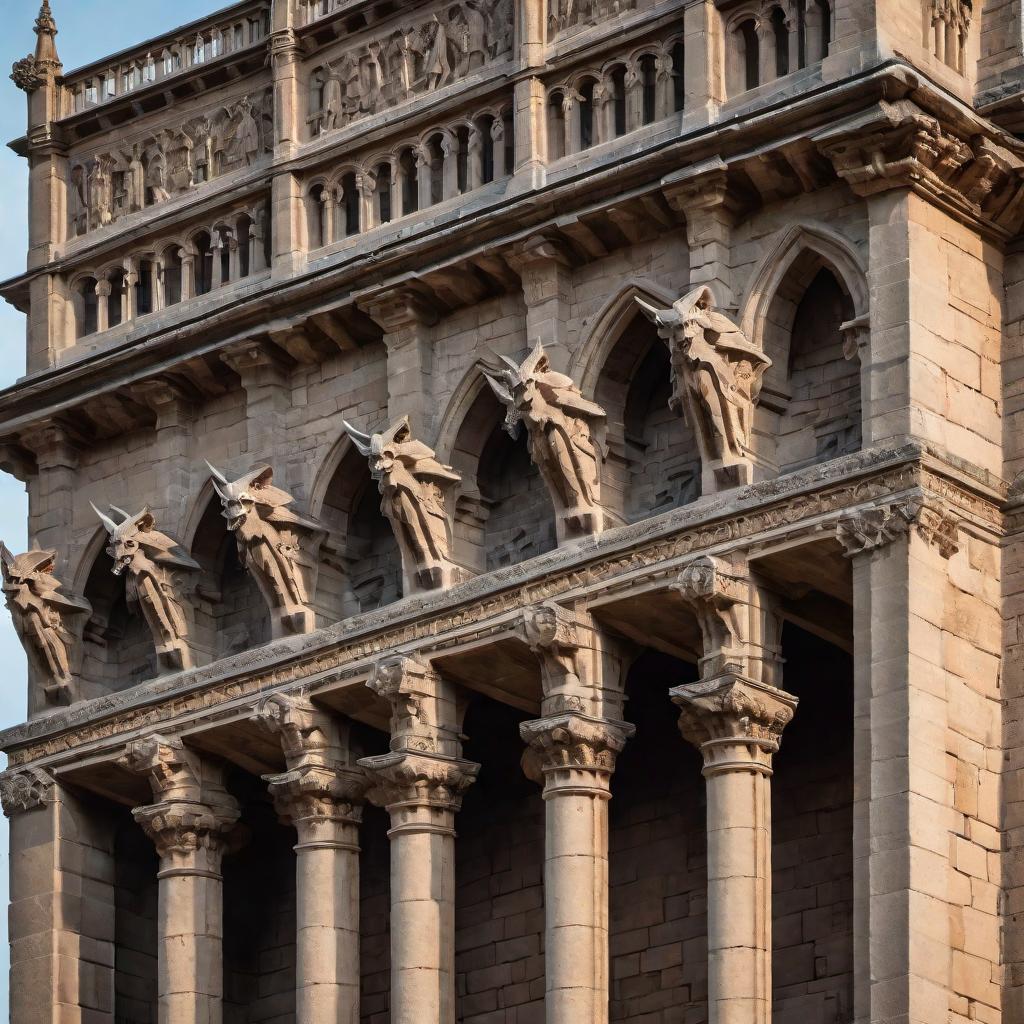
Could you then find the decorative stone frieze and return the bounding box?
[836,496,961,559]
[207,463,326,637]
[637,287,772,492]
[482,341,608,541]
[0,767,53,816]
[0,545,90,705]
[343,417,464,593]
[92,504,204,673]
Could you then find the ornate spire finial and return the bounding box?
[34,0,60,68]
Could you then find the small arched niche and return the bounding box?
[590,297,701,522]
[317,442,402,617]
[189,494,271,660]
[760,256,862,474]
[80,533,157,693]
[448,381,557,574]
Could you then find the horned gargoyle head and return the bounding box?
[481,341,549,437]
[0,545,58,603]
[342,416,413,480]
[92,505,163,577]
[206,463,295,532]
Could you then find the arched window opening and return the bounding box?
[162,247,182,307]
[772,7,790,77]
[217,226,233,286]
[400,149,419,216]
[79,277,99,338]
[797,0,807,68]
[375,162,393,224]
[817,0,831,55]
[640,54,658,125]
[611,65,627,136]
[136,259,154,317]
[478,116,496,184]
[107,269,126,328]
[193,231,213,296]
[340,172,360,235]
[740,19,759,90]
[579,79,596,150]
[672,41,685,111]
[502,111,514,174]
[456,125,471,193]
[548,91,566,160]
[427,134,445,206]
[308,184,326,250]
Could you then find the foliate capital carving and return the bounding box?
[92,504,202,673]
[343,417,463,592]
[519,713,634,790]
[637,287,771,492]
[671,676,797,775]
[482,341,608,540]
[0,767,54,816]
[836,497,959,559]
[132,801,240,865]
[11,56,42,92]
[206,463,326,637]
[1,544,90,706]
[358,750,479,822]
[264,763,367,838]
[254,693,347,770]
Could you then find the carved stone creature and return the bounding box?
[0,545,90,704]
[206,464,326,637]
[343,416,464,593]
[92,505,203,674]
[637,286,772,492]
[482,341,608,541]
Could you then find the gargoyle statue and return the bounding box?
[637,286,772,491]
[92,505,203,674]
[482,341,607,540]
[206,464,326,636]
[343,416,465,592]
[0,544,90,704]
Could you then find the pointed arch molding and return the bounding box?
[572,279,680,400]
[434,364,495,468]
[309,431,361,521]
[738,222,869,349]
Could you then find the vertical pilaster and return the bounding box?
[120,735,240,1024]
[512,0,547,190]
[19,418,80,558]
[358,656,479,1024]
[257,695,367,1024]
[508,236,576,371]
[220,339,293,461]
[671,554,794,1024]
[361,290,438,437]
[682,0,725,128]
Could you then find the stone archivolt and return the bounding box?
[0,544,89,705]
[207,463,326,638]
[482,341,608,541]
[343,416,464,593]
[92,504,203,674]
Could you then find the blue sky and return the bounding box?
[0,1,221,1012]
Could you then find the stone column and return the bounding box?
[516,603,634,1024]
[512,0,547,190]
[220,338,292,460]
[672,555,795,1024]
[361,289,438,437]
[95,278,111,332]
[120,734,240,1024]
[508,235,576,371]
[358,656,480,1024]
[257,695,367,1024]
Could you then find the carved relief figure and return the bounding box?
[343,417,464,591]
[92,505,202,673]
[637,286,772,491]
[0,545,90,704]
[206,464,326,636]
[482,341,608,539]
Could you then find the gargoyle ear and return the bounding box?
[251,466,275,491]
[135,508,156,532]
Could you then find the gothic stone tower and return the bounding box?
[0,0,1021,1021]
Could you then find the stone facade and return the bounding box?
[0,0,1022,1021]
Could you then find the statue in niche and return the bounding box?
[0,545,90,704]
[482,341,608,539]
[127,145,145,213]
[636,286,772,491]
[343,416,464,592]
[393,27,422,101]
[489,0,514,57]
[69,165,88,238]
[451,1,488,75]
[234,96,262,166]
[88,156,113,229]
[146,156,171,205]
[91,505,202,674]
[320,58,345,132]
[206,463,326,637]
[423,14,452,90]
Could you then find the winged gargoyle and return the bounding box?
[92,504,202,674]
[206,464,326,637]
[636,286,772,491]
[481,341,608,540]
[0,544,90,705]
[343,416,464,592]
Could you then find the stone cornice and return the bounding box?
[0,442,1001,770]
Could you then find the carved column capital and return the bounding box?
[254,692,347,768]
[671,676,797,776]
[265,763,367,843]
[358,750,480,830]
[519,713,634,792]
[18,417,83,471]
[517,601,588,713]
[0,766,54,816]
[220,337,292,380]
